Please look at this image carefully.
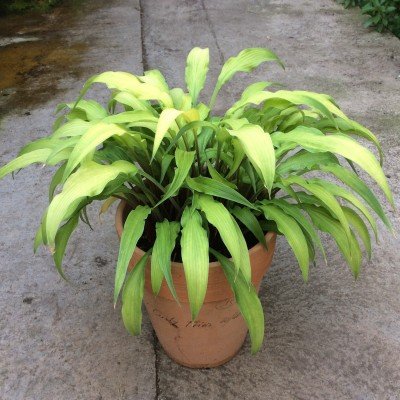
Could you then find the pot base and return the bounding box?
[161,342,243,369]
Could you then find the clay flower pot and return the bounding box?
[115,201,277,368]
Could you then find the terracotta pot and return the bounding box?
[115,201,276,368]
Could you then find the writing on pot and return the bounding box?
[219,311,241,325]
[214,298,234,310]
[185,320,212,328]
[152,308,178,328]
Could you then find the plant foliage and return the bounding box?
[0,47,393,353]
[337,0,400,37]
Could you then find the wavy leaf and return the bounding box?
[273,126,393,205]
[185,47,209,105]
[210,48,283,108]
[46,161,138,247]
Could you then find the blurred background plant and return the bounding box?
[337,0,400,37]
[0,0,61,15]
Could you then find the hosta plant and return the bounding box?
[0,47,393,354]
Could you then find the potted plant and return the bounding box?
[0,47,393,368]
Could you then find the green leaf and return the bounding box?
[160,154,174,182]
[185,47,209,105]
[73,99,108,120]
[165,121,217,154]
[276,151,338,176]
[0,149,50,179]
[308,178,378,239]
[304,205,361,277]
[231,206,267,249]
[77,71,173,109]
[186,176,256,209]
[121,251,150,335]
[267,199,326,262]
[52,119,94,139]
[181,207,209,319]
[260,203,309,280]
[79,71,141,97]
[112,91,156,114]
[321,163,391,230]
[211,249,265,354]
[156,149,195,207]
[315,117,383,163]
[62,122,128,181]
[46,161,138,247]
[53,212,80,279]
[103,110,158,128]
[226,138,245,179]
[228,90,346,122]
[240,81,275,100]
[140,69,169,92]
[206,159,237,189]
[273,127,393,206]
[197,195,251,283]
[228,124,275,193]
[282,176,352,244]
[210,48,283,109]
[151,221,180,299]
[114,205,151,304]
[152,108,183,159]
[342,207,372,259]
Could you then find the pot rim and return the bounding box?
[115,200,276,269]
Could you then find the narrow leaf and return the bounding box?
[181,207,209,319]
[53,212,80,278]
[186,176,256,209]
[231,206,267,249]
[156,149,195,207]
[114,205,151,304]
[273,126,393,205]
[121,252,150,335]
[212,249,265,354]
[197,195,251,283]
[260,204,309,280]
[151,221,180,299]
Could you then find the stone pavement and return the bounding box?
[0,0,399,399]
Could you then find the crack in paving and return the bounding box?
[200,0,224,64]
[139,0,149,71]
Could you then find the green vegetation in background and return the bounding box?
[337,0,400,37]
[0,0,62,15]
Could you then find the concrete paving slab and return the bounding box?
[0,1,156,399]
[142,1,400,399]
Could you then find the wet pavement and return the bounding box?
[1,0,400,399]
